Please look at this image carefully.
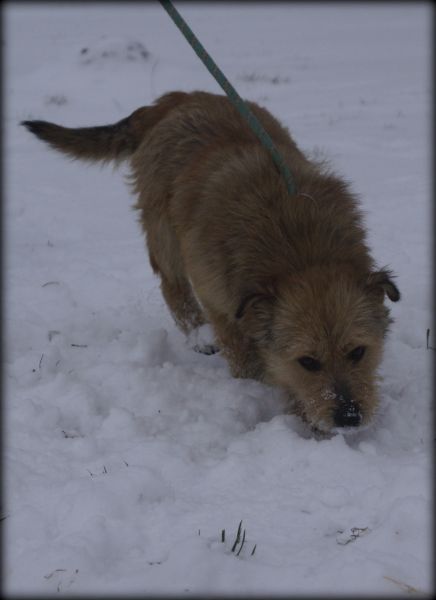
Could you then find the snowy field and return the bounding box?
[4,2,432,596]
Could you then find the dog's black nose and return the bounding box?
[333,403,361,427]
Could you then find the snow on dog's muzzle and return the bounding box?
[333,385,362,427]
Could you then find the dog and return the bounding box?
[22,90,400,432]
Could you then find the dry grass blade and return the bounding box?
[236,529,246,556]
[231,520,243,553]
[383,575,422,594]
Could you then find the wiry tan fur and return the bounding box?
[22,90,400,432]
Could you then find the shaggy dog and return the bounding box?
[22,90,400,432]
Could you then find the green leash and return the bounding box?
[159,0,297,196]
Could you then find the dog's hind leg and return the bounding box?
[142,209,216,350]
[153,265,219,354]
[141,207,203,332]
[160,275,206,335]
[147,252,204,335]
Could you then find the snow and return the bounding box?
[4,2,432,596]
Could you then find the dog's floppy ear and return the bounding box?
[235,292,275,319]
[366,269,400,302]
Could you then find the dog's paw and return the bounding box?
[187,324,219,355]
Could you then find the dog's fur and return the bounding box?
[22,90,400,432]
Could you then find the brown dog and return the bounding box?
[22,90,400,432]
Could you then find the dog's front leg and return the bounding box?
[208,310,264,381]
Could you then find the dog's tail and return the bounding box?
[21,91,188,164]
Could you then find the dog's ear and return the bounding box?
[366,269,400,302]
[235,292,275,319]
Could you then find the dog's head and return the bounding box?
[236,265,399,433]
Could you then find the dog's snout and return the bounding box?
[333,384,361,427]
[333,402,361,427]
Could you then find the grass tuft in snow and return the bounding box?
[219,521,257,558]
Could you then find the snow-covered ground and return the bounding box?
[4,2,432,596]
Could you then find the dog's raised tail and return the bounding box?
[21,107,152,164]
[21,93,189,164]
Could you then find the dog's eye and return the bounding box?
[297,356,321,372]
[348,346,366,362]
